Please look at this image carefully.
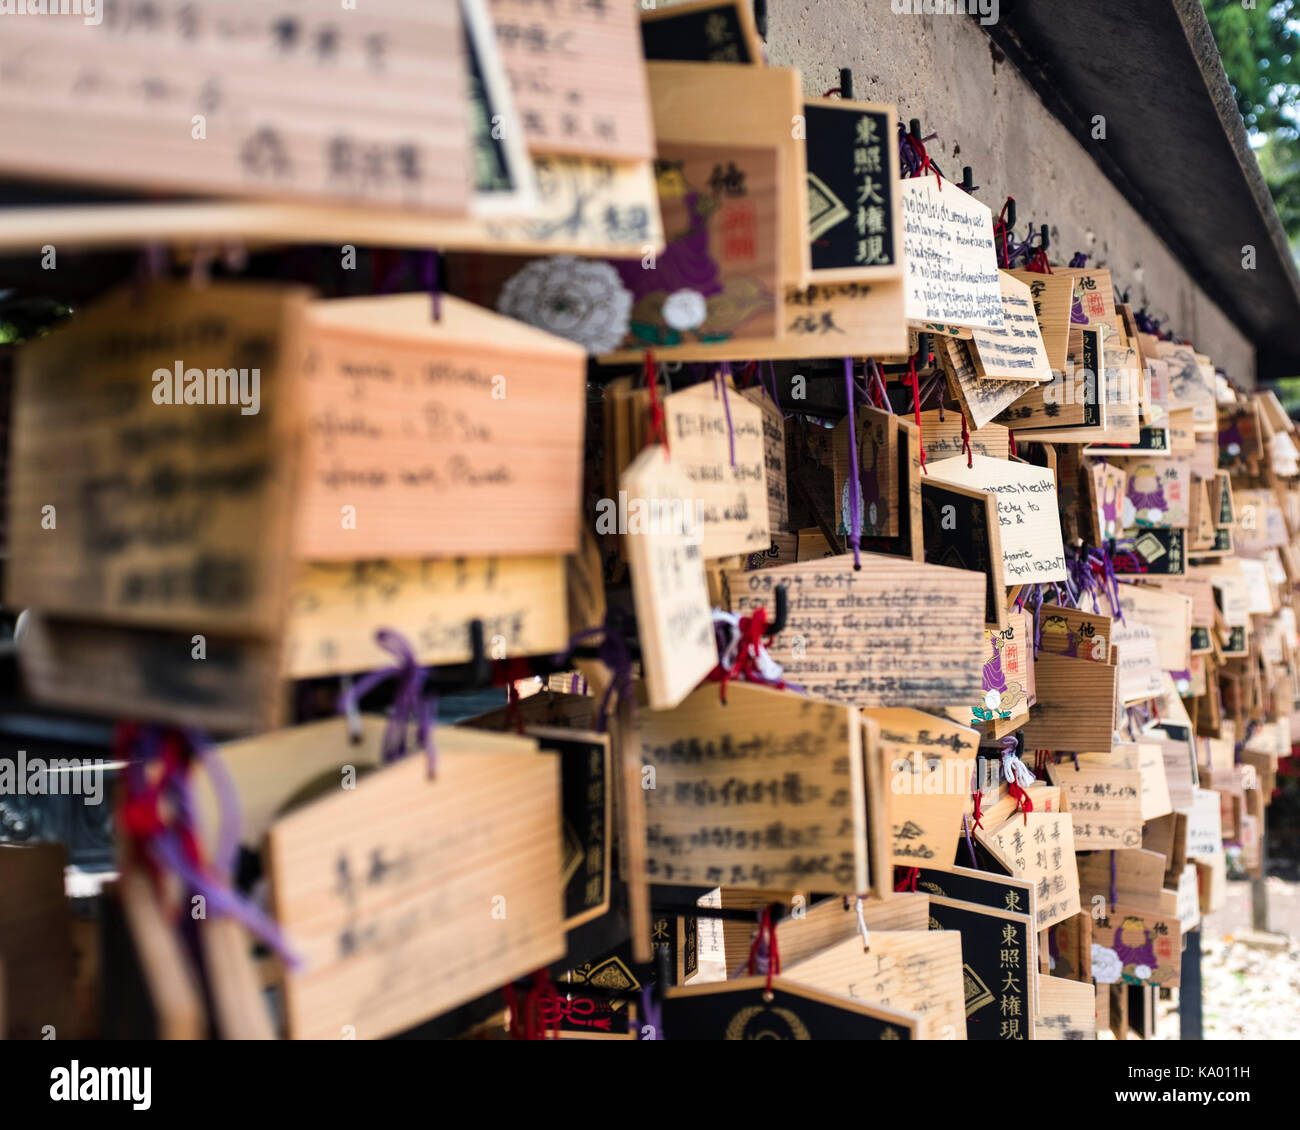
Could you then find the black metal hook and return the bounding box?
[765,583,790,637]
[1040,224,1050,252]
[422,618,493,694]
[840,67,853,100]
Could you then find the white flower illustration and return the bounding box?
[1091,943,1122,984]
[1134,963,1152,981]
[497,256,632,354]
[662,288,707,331]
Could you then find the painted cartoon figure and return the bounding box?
[1106,915,1166,985]
[972,634,1025,721]
[1127,463,1168,525]
[1039,613,1079,658]
[618,161,771,346]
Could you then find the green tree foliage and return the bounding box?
[1203,0,1300,243]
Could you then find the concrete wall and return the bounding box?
[672,0,1258,382]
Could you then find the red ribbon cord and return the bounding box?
[506,970,562,1040]
[1008,779,1034,825]
[1008,428,1017,458]
[971,787,984,831]
[745,907,782,993]
[892,867,920,893]
[707,606,778,704]
[536,995,613,1031]
[911,132,942,191]
[117,727,205,888]
[645,349,669,452]
[909,356,927,474]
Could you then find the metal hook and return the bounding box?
[840,67,853,100]
[765,583,790,637]
[466,619,491,685]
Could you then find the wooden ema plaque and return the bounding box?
[961,612,1034,728]
[614,139,783,353]
[663,977,916,1040]
[899,176,1002,330]
[862,708,979,868]
[786,930,967,1040]
[725,552,985,709]
[19,613,284,735]
[267,723,565,1039]
[739,385,790,532]
[0,0,473,214]
[621,443,720,709]
[833,405,900,540]
[1005,270,1073,373]
[928,896,1036,1041]
[640,0,765,65]
[646,62,808,287]
[489,0,654,161]
[0,150,665,258]
[633,683,872,893]
[924,454,1068,585]
[1046,758,1143,850]
[976,812,1081,930]
[1035,975,1096,1040]
[1020,649,1118,753]
[856,415,924,561]
[293,292,586,559]
[284,554,568,677]
[911,865,1036,920]
[939,334,1028,431]
[8,281,308,636]
[917,410,1010,462]
[663,380,771,560]
[719,891,932,975]
[920,478,1006,628]
[802,98,902,283]
[969,271,1052,382]
[1088,906,1181,988]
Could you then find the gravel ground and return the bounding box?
[1200,871,1300,1040]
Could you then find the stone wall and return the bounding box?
[672,0,1258,382]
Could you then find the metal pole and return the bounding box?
[1251,804,1270,932]
[1179,927,1203,1041]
